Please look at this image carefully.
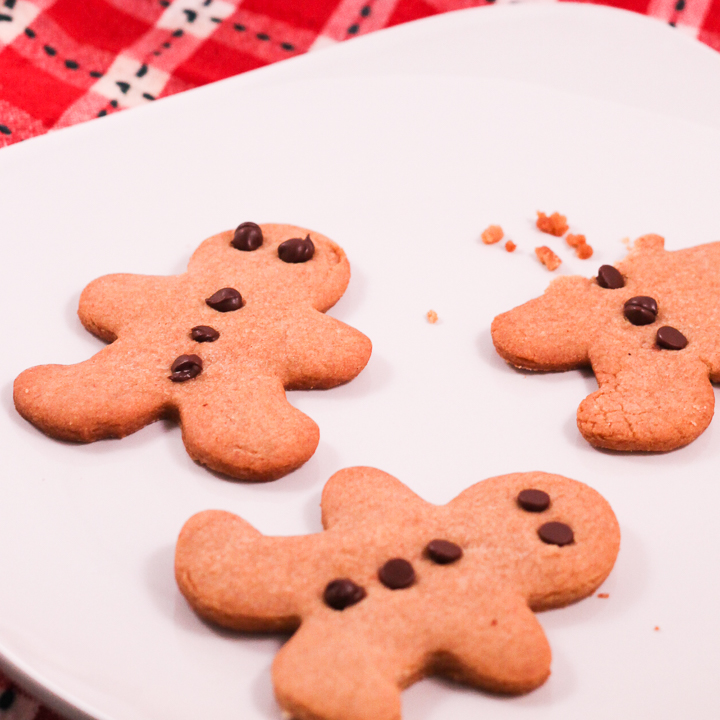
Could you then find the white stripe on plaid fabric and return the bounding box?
[315,0,404,43]
[157,0,237,40]
[91,54,170,108]
[0,0,40,47]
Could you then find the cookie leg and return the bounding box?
[578,349,714,451]
[273,621,402,720]
[13,342,168,442]
[178,376,320,481]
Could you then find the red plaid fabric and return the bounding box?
[1,0,720,148]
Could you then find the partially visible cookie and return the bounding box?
[14,223,372,481]
[176,467,620,720]
[492,234,720,451]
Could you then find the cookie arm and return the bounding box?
[578,345,715,451]
[13,340,169,442]
[282,310,372,390]
[177,375,319,481]
[175,510,322,631]
[428,587,551,693]
[79,273,179,342]
[491,276,595,371]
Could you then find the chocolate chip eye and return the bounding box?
[323,579,366,610]
[378,558,415,589]
[169,354,202,382]
[231,222,263,251]
[597,265,624,289]
[624,296,658,326]
[517,489,550,512]
[278,235,315,263]
[656,325,688,350]
[425,540,462,564]
[190,325,220,342]
[205,288,243,312]
[538,522,574,546]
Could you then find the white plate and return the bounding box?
[2,4,720,719]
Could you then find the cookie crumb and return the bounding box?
[536,211,568,237]
[426,310,438,324]
[505,240,516,253]
[481,225,504,245]
[566,233,593,259]
[535,246,562,271]
[597,592,609,599]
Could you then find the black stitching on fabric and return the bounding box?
[136,64,148,77]
[116,81,130,93]
[97,109,107,117]
[4,0,16,9]
[360,5,371,16]
[24,27,35,37]
[669,19,676,25]
[65,59,79,69]
[234,23,245,31]
[43,45,56,55]
[159,0,169,6]
[281,42,294,51]
[210,17,221,22]
[0,13,11,21]
[675,0,685,9]
[347,24,359,34]
[0,689,16,710]
[172,29,183,37]
[89,70,103,77]
[110,99,118,108]
[183,9,197,22]
[256,32,269,41]
[0,124,11,135]
[143,93,155,100]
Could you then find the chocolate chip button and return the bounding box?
[205,287,243,312]
[232,222,263,251]
[425,540,463,564]
[623,296,658,326]
[278,235,315,263]
[597,265,625,289]
[517,489,550,512]
[538,522,574,546]
[656,325,688,350]
[170,354,202,382]
[379,558,415,589]
[190,325,220,342]
[323,578,366,610]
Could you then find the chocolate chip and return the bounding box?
[323,578,366,610]
[425,539,463,564]
[517,489,550,512]
[190,325,219,342]
[170,354,202,382]
[379,558,415,589]
[538,522,574,546]
[205,287,243,312]
[278,235,315,263]
[624,296,658,326]
[232,222,263,251]
[597,265,624,289]
[656,325,688,350]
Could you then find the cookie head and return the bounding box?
[492,234,720,451]
[188,223,351,312]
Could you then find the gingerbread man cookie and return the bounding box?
[492,235,720,451]
[14,223,372,481]
[176,467,619,720]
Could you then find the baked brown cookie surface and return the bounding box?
[14,224,372,481]
[492,235,720,451]
[175,467,620,720]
